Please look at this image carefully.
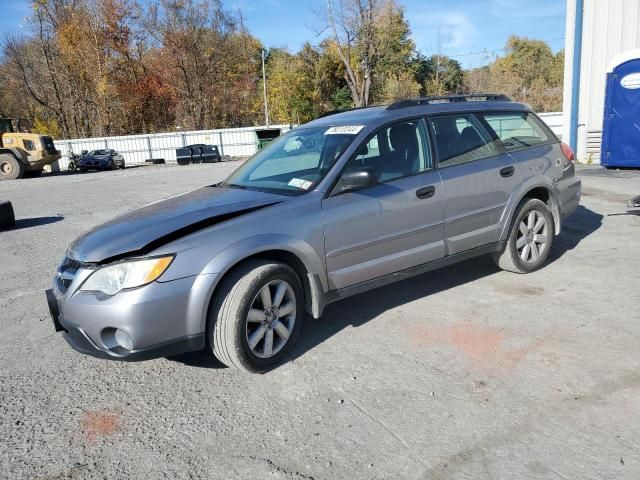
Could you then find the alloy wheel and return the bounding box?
[516,210,548,264]
[245,279,297,359]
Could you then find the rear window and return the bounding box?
[481,112,552,151]
[429,113,500,167]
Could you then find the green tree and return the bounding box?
[263,45,321,124]
[322,0,417,107]
[466,36,564,111]
[416,54,464,96]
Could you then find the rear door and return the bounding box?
[428,112,521,255]
[480,111,561,185]
[322,119,445,290]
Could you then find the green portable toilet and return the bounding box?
[256,128,281,150]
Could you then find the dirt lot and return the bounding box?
[1,163,639,479]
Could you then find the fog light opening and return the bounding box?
[114,329,133,351]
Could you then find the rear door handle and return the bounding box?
[500,166,515,177]
[416,185,436,199]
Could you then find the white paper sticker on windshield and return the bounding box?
[324,125,364,135]
[288,178,313,190]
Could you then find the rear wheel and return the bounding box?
[0,154,25,180]
[492,198,554,273]
[209,260,304,372]
[107,160,115,170]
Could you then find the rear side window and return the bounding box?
[481,112,551,151]
[429,113,499,167]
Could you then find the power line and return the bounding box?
[446,37,565,59]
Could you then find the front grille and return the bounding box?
[56,256,88,294]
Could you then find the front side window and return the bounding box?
[481,112,551,151]
[429,113,499,167]
[223,126,359,195]
[344,119,431,183]
[23,139,36,151]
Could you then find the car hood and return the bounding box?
[68,185,287,263]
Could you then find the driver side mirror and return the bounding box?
[338,168,377,194]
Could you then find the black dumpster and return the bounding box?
[256,129,281,150]
[176,144,221,165]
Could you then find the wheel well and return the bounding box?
[522,186,560,233]
[523,187,550,203]
[211,250,317,319]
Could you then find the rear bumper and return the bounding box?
[28,155,61,170]
[557,175,581,219]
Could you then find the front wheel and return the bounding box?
[492,198,554,273]
[209,260,304,372]
[0,153,25,180]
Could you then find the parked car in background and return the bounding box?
[77,149,125,171]
[176,144,221,165]
[48,94,581,373]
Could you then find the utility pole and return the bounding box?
[261,49,270,126]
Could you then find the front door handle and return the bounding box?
[500,166,515,177]
[416,185,436,199]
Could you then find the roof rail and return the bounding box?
[386,93,512,111]
[316,105,379,119]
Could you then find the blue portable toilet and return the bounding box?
[601,49,640,168]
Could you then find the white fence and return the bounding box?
[537,112,563,138]
[53,124,292,169]
[52,112,564,170]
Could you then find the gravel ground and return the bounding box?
[1,163,639,480]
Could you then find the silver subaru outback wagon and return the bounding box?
[46,94,581,372]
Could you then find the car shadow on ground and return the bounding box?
[547,205,603,262]
[169,205,603,371]
[12,216,64,230]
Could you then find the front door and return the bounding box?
[322,119,445,290]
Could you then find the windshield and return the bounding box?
[88,150,109,156]
[223,126,360,195]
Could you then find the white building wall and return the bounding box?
[564,0,640,163]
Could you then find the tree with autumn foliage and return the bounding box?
[0,1,564,140]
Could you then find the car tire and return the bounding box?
[209,260,305,373]
[0,153,25,180]
[108,160,115,170]
[492,198,554,274]
[0,200,15,230]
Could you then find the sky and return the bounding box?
[0,0,567,69]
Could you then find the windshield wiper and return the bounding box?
[223,183,250,190]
